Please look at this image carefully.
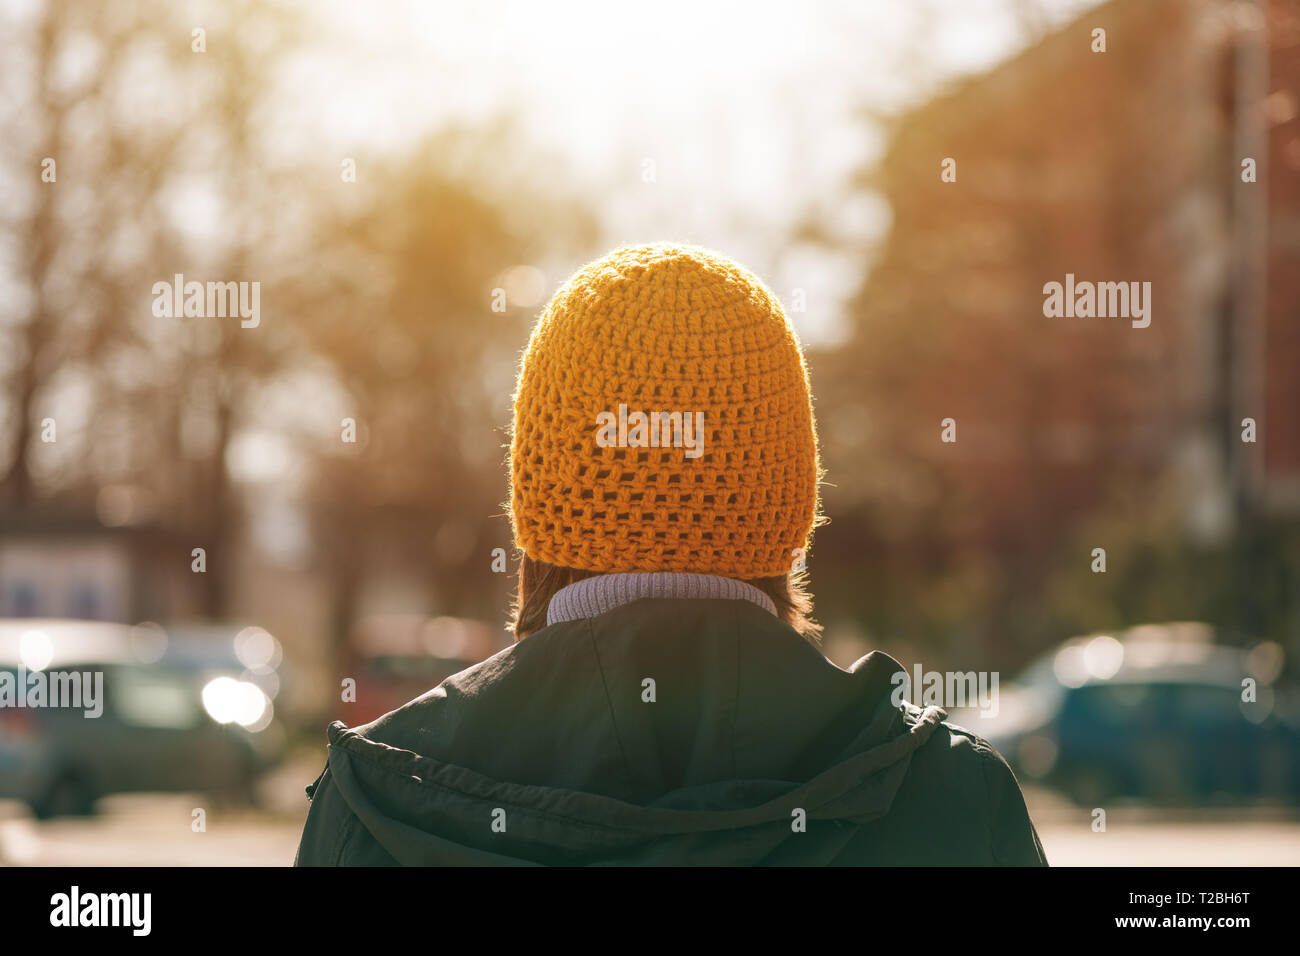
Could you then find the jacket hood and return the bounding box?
[317,598,947,866]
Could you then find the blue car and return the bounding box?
[0,619,281,818]
[946,623,1300,806]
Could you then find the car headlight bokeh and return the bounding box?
[201,676,272,731]
[18,629,54,671]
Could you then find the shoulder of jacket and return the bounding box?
[941,720,1024,786]
[907,716,1016,795]
[941,719,998,755]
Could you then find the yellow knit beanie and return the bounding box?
[509,243,820,579]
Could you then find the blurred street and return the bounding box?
[0,754,317,874]
[2,776,1298,867]
[0,799,304,867]
[1021,788,1300,867]
[0,754,317,867]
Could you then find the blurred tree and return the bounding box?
[808,0,1222,671]
[0,0,307,619]
[0,0,197,505]
[294,119,598,685]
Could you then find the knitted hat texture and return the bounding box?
[509,243,820,578]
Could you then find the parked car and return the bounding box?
[339,614,509,723]
[947,622,1300,806]
[0,618,282,818]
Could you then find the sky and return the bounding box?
[273,0,1105,347]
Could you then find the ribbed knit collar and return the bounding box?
[546,572,778,627]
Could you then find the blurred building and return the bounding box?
[841,0,1299,550]
[0,510,204,623]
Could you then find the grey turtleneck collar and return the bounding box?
[546,571,777,627]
